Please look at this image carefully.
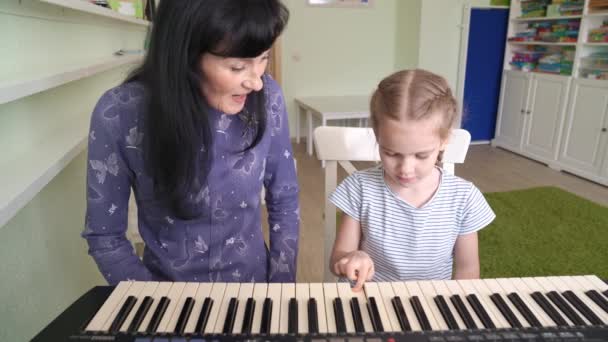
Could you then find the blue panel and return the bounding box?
[462,8,509,141]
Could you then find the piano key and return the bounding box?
[431,281,465,330]
[367,297,384,332]
[336,282,356,333]
[309,283,328,334]
[495,278,543,328]
[155,282,187,333]
[288,298,298,334]
[267,283,282,334]
[146,296,171,333]
[444,280,481,330]
[508,277,555,327]
[109,281,146,332]
[279,283,295,334]
[295,283,309,334]
[260,297,273,334]
[194,297,213,334]
[249,283,268,335]
[559,276,608,324]
[109,296,137,333]
[241,298,256,334]
[173,297,195,335]
[524,277,570,326]
[391,296,411,331]
[350,297,365,333]
[124,281,159,333]
[308,298,319,334]
[390,281,422,331]
[434,295,460,330]
[470,279,512,328]
[222,297,239,333]
[417,280,450,330]
[405,281,439,331]
[86,281,133,332]
[233,283,254,334]
[213,283,239,333]
[164,282,198,334]
[203,282,227,334]
[562,290,603,325]
[348,282,374,333]
[584,275,608,293]
[484,279,525,328]
[536,276,587,326]
[457,280,497,329]
[322,283,339,334]
[137,282,172,333]
[184,282,212,334]
[365,282,396,332]
[333,298,347,334]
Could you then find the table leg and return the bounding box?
[296,104,301,144]
[307,110,313,156]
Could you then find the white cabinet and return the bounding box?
[558,79,608,185]
[494,71,570,165]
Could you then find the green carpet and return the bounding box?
[480,186,608,279]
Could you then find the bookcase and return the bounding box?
[493,0,608,186]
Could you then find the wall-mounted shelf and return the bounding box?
[38,0,150,26]
[512,15,583,22]
[0,54,143,105]
[509,41,578,46]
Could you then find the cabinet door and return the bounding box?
[559,79,608,175]
[522,74,570,162]
[494,71,530,151]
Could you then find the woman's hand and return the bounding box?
[333,250,374,292]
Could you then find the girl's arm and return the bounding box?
[452,231,480,279]
[330,214,374,291]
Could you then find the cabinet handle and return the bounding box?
[526,110,531,115]
[602,128,607,132]
[520,109,525,114]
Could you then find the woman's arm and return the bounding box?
[453,231,480,279]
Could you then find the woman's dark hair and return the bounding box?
[127,0,289,218]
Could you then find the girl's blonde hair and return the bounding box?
[370,69,458,141]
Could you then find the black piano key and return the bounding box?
[288,298,298,334]
[174,297,195,335]
[434,295,459,330]
[241,298,256,334]
[489,293,522,328]
[466,294,496,329]
[127,296,153,332]
[546,291,586,326]
[333,298,347,334]
[410,296,433,331]
[222,297,239,334]
[350,297,365,333]
[450,295,477,329]
[603,290,608,299]
[307,298,319,334]
[585,290,608,314]
[260,298,273,334]
[391,296,412,331]
[507,292,542,328]
[146,296,170,333]
[562,291,603,326]
[195,297,213,333]
[531,291,569,326]
[366,297,384,332]
[109,295,137,333]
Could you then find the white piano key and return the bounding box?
[164,282,199,333]
[349,282,374,332]
[213,283,240,333]
[156,282,187,333]
[457,279,502,329]
[365,282,397,332]
[137,281,173,333]
[391,281,422,331]
[444,280,484,329]
[469,279,510,328]
[86,281,133,332]
[267,283,282,334]
[336,282,357,333]
[584,275,608,292]
[203,282,227,334]
[484,278,530,327]
[250,283,268,334]
[550,276,608,324]
[431,280,466,330]
[103,281,144,332]
[509,277,556,327]
[405,280,441,331]
[416,280,449,330]
[279,283,295,334]
[322,283,339,334]
[496,278,550,327]
[572,276,608,320]
[309,283,328,333]
[184,282,213,334]
[295,283,309,334]
[119,281,154,332]
[232,283,254,334]
[521,277,569,325]
[535,276,587,325]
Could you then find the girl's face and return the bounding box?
[199,50,269,114]
[377,115,447,192]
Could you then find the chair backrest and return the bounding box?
[313,126,471,281]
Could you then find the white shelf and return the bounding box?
[508,41,578,46]
[0,54,143,105]
[0,114,90,228]
[38,0,150,26]
[512,15,582,22]
[585,11,608,17]
[582,42,608,46]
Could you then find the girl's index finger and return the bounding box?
[352,268,368,292]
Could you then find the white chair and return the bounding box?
[314,126,471,281]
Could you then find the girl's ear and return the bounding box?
[439,132,451,152]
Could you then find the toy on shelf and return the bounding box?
[580,51,608,79]
[588,20,608,43]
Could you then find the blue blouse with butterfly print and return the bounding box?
[83,74,300,285]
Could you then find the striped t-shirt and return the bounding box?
[329,165,495,281]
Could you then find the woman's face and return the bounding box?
[199,50,269,114]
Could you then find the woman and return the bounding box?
[83,0,299,284]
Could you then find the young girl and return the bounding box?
[329,69,495,291]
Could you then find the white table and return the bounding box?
[294,95,370,156]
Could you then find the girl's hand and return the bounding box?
[333,250,374,292]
